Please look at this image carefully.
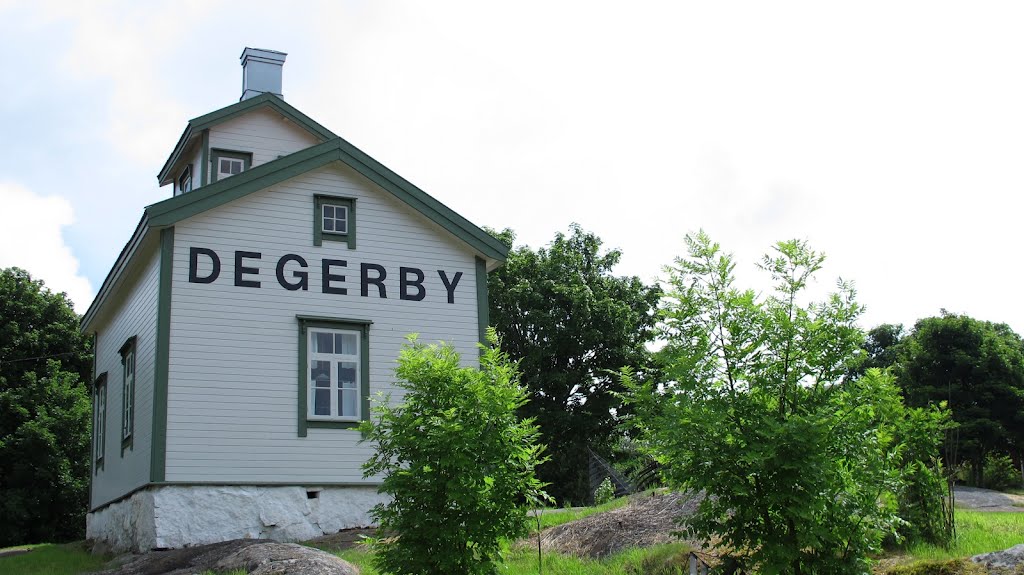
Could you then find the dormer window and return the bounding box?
[210,150,252,183]
[219,158,243,178]
[177,165,193,195]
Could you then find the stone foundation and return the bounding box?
[87,485,385,553]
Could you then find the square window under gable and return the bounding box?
[313,195,356,249]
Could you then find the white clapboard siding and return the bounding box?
[91,251,159,506]
[208,107,323,168]
[166,161,482,483]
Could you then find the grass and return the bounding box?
[336,541,695,575]
[530,494,635,532]
[0,542,108,575]
[903,510,1024,561]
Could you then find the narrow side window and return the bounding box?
[94,373,107,473]
[119,336,137,454]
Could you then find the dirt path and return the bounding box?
[954,486,1024,512]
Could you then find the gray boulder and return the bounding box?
[215,541,359,575]
[972,544,1024,571]
[94,539,359,575]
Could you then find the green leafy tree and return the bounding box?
[360,332,548,575]
[897,313,1024,486]
[0,267,92,546]
[624,233,947,574]
[848,323,905,379]
[488,224,660,504]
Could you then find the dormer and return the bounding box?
[157,48,336,196]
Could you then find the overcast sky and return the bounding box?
[2,1,1022,336]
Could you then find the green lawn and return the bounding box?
[0,543,108,575]
[903,510,1024,561]
[336,541,695,575]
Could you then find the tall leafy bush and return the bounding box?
[360,332,548,575]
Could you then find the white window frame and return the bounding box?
[217,157,245,180]
[321,203,349,235]
[307,327,361,422]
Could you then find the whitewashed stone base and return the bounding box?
[87,485,386,553]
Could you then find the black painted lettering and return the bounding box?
[437,270,463,304]
[361,263,388,298]
[188,247,220,284]
[276,254,309,291]
[322,259,348,295]
[399,267,426,301]
[234,251,262,288]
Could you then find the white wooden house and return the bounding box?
[82,48,507,552]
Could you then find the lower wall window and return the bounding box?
[297,316,371,436]
[309,327,360,419]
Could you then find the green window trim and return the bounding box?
[313,195,356,249]
[210,149,253,183]
[94,373,107,474]
[297,316,372,437]
[119,336,137,455]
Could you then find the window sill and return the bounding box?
[307,420,362,430]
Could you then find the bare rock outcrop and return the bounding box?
[531,491,702,558]
[94,539,358,575]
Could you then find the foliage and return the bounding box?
[897,313,1024,486]
[593,477,615,506]
[0,268,92,547]
[624,233,948,574]
[893,400,955,547]
[982,453,1021,491]
[487,225,661,505]
[848,323,905,379]
[360,332,548,575]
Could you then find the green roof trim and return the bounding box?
[146,138,509,261]
[157,93,337,185]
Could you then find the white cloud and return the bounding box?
[0,182,94,313]
[30,1,213,165]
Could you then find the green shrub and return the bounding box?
[983,454,1021,491]
[360,332,548,575]
[594,477,615,506]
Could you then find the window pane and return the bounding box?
[311,360,330,388]
[323,205,334,218]
[335,218,347,234]
[231,160,242,174]
[220,159,230,172]
[314,389,331,416]
[324,218,334,231]
[339,361,357,386]
[336,334,357,355]
[340,389,357,417]
[313,332,333,354]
